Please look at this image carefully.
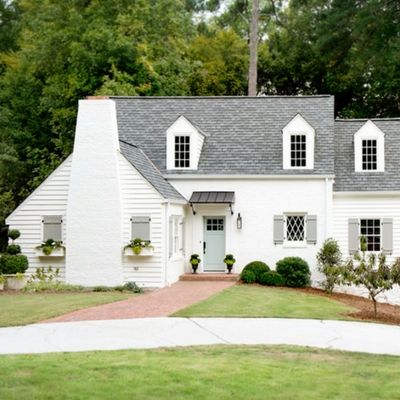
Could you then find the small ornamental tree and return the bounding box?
[316,238,343,293]
[343,236,400,317]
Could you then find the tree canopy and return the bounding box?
[0,0,399,239]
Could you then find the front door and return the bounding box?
[203,217,225,272]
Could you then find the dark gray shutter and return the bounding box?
[168,217,173,258]
[381,218,393,255]
[131,216,150,242]
[348,219,359,254]
[43,216,62,241]
[273,215,284,244]
[306,215,317,244]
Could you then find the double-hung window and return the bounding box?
[290,135,307,167]
[360,219,380,251]
[174,136,190,168]
[361,139,377,171]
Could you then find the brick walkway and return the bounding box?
[43,281,235,323]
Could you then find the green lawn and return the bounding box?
[0,292,133,327]
[1,345,399,399]
[173,285,356,320]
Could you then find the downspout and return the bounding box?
[163,200,170,287]
[325,177,333,238]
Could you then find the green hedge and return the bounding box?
[240,261,270,283]
[0,254,29,274]
[276,257,311,288]
[259,271,284,286]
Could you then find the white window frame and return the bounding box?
[284,213,307,246]
[166,115,205,170]
[354,120,385,172]
[282,114,315,170]
[169,215,184,258]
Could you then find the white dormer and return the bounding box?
[354,120,385,172]
[282,114,315,170]
[166,115,206,170]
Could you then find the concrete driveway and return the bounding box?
[1,317,400,356]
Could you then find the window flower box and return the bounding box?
[124,247,154,257]
[35,247,65,257]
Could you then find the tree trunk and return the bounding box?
[373,298,377,317]
[248,0,259,96]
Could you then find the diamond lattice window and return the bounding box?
[286,215,305,241]
[360,219,381,251]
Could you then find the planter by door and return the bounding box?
[203,217,226,272]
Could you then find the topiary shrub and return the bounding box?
[0,254,29,274]
[241,261,270,283]
[240,270,256,284]
[276,257,311,288]
[259,271,284,286]
[7,229,21,241]
[5,244,21,255]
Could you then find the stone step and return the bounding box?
[179,273,239,282]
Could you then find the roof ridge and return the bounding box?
[119,139,138,148]
[110,95,333,99]
[336,118,400,122]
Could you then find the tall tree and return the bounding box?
[248,0,260,95]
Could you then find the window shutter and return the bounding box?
[131,216,150,242]
[381,218,393,255]
[168,217,173,258]
[43,216,62,241]
[348,219,359,254]
[306,215,317,244]
[273,215,284,244]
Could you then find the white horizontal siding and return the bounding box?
[5,156,72,280]
[333,193,400,304]
[119,153,166,287]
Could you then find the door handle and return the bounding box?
[203,241,206,254]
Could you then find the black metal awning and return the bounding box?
[189,191,235,215]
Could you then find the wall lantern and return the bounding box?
[236,213,242,230]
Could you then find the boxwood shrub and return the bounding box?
[276,257,311,287]
[240,269,256,284]
[259,271,284,286]
[0,254,29,274]
[240,261,270,283]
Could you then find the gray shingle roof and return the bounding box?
[334,119,400,191]
[112,96,335,175]
[119,140,184,200]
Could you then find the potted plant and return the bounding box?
[36,239,65,256]
[190,254,201,274]
[224,254,236,274]
[124,238,153,256]
[0,229,29,290]
[0,275,5,291]
[5,272,27,290]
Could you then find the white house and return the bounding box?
[6,96,400,303]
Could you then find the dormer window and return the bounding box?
[282,114,315,170]
[354,120,384,172]
[166,115,208,170]
[362,139,377,170]
[174,136,190,168]
[290,135,307,167]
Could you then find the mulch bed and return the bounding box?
[298,287,400,325]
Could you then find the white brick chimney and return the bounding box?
[66,99,123,286]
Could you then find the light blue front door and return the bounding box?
[204,217,225,272]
